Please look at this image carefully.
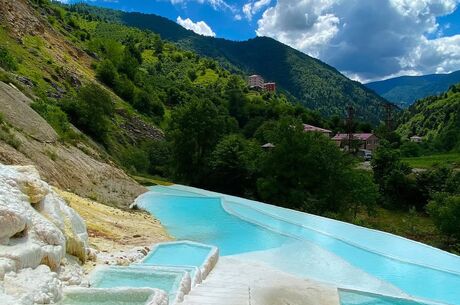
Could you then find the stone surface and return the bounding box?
[3,265,62,305]
[0,82,58,143]
[0,164,91,304]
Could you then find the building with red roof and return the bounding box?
[332,133,380,152]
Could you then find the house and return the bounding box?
[248,75,264,89]
[303,124,332,137]
[410,135,423,143]
[332,133,380,152]
[263,82,276,92]
[261,143,275,149]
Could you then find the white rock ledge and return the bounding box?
[0,164,91,304]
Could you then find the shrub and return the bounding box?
[133,91,164,118]
[62,84,114,143]
[427,193,460,240]
[31,100,77,141]
[96,59,118,87]
[0,47,18,71]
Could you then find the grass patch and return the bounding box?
[131,174,173,186]
[402,153,460,169]
[352,206,453,252]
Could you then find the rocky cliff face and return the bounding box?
[0,164,92,304]
[0,81,147,208]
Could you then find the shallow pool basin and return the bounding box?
[58,287,167,305]
[339,289,437,305]
[141,241,218,279]
[90,266,190,304]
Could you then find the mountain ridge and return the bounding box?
[69,3,394,123]
[366,70,460,108]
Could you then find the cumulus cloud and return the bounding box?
[256,0,460,81]
[242,0,271,20]
[177,16,216,37]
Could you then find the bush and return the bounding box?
[96,59,118,87]
[133,91,164,118]
[427,193,460,240]
[119,146,150,174]
[400,141,421,157]
[0,47,18,71]
[63,84,114,143]
[31,100,77,141]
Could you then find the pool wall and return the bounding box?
[60,287,168,305]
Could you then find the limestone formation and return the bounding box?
[0,164,91,304]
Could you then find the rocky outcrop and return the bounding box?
[0,81,146,208]
[0,82,58,143]
[0,164,91,304]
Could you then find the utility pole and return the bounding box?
[346,105,354,152]
[383,103,394,131]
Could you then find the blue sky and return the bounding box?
[62,0,460,82]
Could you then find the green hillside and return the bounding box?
[68,3,394,123]
[366,70,460,108]
[397,84,460,152]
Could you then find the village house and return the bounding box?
[303,124,332,137]
[410,135,423,143]
[332,133,380,152]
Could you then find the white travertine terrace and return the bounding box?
[0,164,90,304]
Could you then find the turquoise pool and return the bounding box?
[142,242,211,267]
[59,288,165,305]
[90,266,186,302]
[137,185,460,305]
[137,193,293,255]
[339,290,433,305]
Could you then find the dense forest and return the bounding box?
[0,0,459,253]
[67,3,394,123]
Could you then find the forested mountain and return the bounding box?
[397,84,460,152]
[366,70,460,108]
[68,4,394,123]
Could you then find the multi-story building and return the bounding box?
[248,75,264,89]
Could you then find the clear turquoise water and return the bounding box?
[339,290,431,305]
[138,193,293,255]
[142,243,211,266]
[138,185,460,305]
[59,289,154,305]
[90,267,183,300]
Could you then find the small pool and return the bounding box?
[59,287,167,305]
[90,266,189,304]
[339,289,434,305]
[143,242,211,267]
[141,241,218,280]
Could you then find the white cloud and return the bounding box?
[256,0,460,81]
[176,16,216,37]
[242,0,271,20]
